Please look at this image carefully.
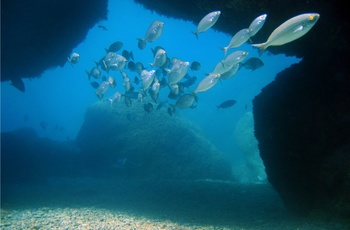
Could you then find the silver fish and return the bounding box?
[96,81,110,100]
[220,63,240,80]
[167,61,190,85]
[150,48,167,67]
[193,73,220,93]
[103,52,117,67]
[149,77,160,102]
[173,93,197,110]
[193,11,221,39]
[137,90,146,102]
[141,69,156,91]
[85,67,101,80]
[138,20,164,43]
[222,28,251,56]
[211,60,230,75]
[121,71,131,92]
[67,52,80,64]
[252,13,320,55]
[249,14,267,37]
[108,76,116,88]
[109,91,122,105]
[221,51,249,67]
[168,84,180,99]
[108,54,127,71]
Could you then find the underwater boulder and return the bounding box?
[1,127,82,184]
[76,101,232,181]
[233,112,266,184]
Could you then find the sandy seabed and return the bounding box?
[1,178,349,230]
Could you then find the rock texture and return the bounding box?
[1,128,82,184]
[253,51,350,216]
[75,101,232,180]
[1,0,108,89]
[133,0,350,217]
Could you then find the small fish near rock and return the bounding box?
[216,99,237,109]
[67,52,80,65]
[241,57,264,71]
[98,24,108,31]
[171,93,198,112]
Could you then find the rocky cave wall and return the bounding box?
[1,0,108,90]
[133,0,350,216]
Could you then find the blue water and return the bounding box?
[1,0,299,178]
[8,2,350,229]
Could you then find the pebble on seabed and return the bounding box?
[0,208,223,230]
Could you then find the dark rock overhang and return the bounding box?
[133,0,350,58]
[1,0,108,91]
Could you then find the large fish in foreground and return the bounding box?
[252,13,320,55]
[192,11,221,39]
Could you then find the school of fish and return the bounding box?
[69,12,319,116]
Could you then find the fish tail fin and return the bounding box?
[104,48,109,53]
[192,31,199,40]
[130,51,134,61]
[188,89,196,95]
[251,43,266,56]
[221,47,228,57]
[220,61,225,68]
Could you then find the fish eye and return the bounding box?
[309,15,314,20]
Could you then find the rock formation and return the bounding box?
[76,101,232,180]
[133,0,350,217]
[1,0,108,91]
